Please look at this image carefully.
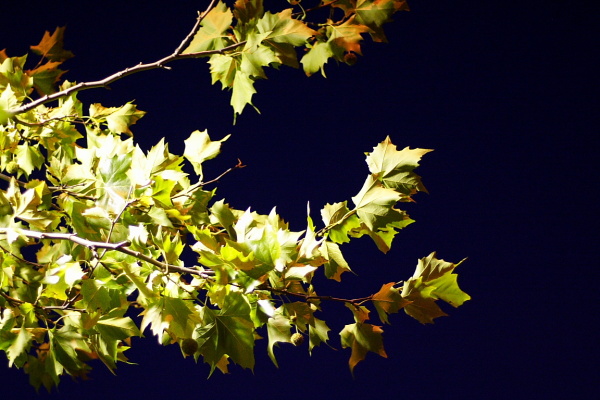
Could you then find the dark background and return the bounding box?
[1,1,597,398]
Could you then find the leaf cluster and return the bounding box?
[0,0,470,392]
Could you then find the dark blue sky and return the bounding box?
[1,1,597,399]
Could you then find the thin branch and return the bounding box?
[0,243,43,269]
[267,287,373,306]
[0,228,213,279]
[9,0,245,116]
[292,0,340,17]
[201,158,246,186]
[0,173,28,187]
[173,0,219,54]
[315,209,357,237]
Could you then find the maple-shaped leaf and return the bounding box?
[366,136,432,196]
[183,130,230,179]
[30,26,74,62]
[184,1,233,53]
[401,252,470,324]
[197,292,255,372]
[351,175,405,231]
[372,282,410,324]
[355,0,410,42]
[321,241,353,281]
[320,201,362,243]
[140,296,200,342]
[0,85,18,124]
[363,216,414,253]
[328,17,370,56]
[340,322,387,373]
[301,40,334,77]
[96,153,132,215]
[257,9,317,46]
[28,61,66,95]
[234,0,264,23]
[308,317,330,354]
[330,0,358,17]
[266,314,292,366]
[105,102,146,136]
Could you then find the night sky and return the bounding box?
[1,1,597,399]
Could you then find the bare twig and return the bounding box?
[201,158,246,186]
[267,287,373,306]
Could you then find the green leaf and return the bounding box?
[140,297,200,342]
[183,1,233,53]
[301,41,333,77]
[401,252,470,324]
[355,0,409,42]
[257,9,317,46]
[6,326,31,367]
[366,136,432,196]
[321,241,352,281]
[29,61,66,95]
[96,317,141,341]
[351,175,405,231]
[183,130,230,179]
[96,153,132,215]
[340,322,387,374]
[266,313,292,366]
[0,84,18,124]
[105,102,146,136]
[197,292,255,371]
[320,201,361,244]
[308,317,330,354]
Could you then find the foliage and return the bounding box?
[0,0,469,391]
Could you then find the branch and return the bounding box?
[9,1,245,116]
[201,158,246,186]
[267,287,373,306]
[0,228,213,279]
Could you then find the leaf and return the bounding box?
[308,317,330,354]
[96,153,132,215]
[340,322,387,373]
[0,84,18,124]
[197,292,255,371]
[328,17,370,55]
[366,136,432,196]
[140,297,200,342]
[355,0,410,42]
[6,326,31,367]
[30,26,74,62]
[320,201,361,244]
[28,61,66,95]
[257,9,317,46]
[401,252,471,324]
[372,282,410,324]
[183,1,233,53]
[183,130,230,179]
[301,41,333,77]
[321,241,353,281]
[266,314,292,366]
[234,0,264,23]
[105,102,146,136]
[351,175,405,231]
[96,317,141,341]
